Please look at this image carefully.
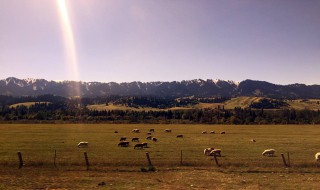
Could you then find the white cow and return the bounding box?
[204,148,214,156]
[78,142,88,148]
[262,149,275,157]
[132,129,140,133]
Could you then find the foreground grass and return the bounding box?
[0,166,320,189]
[0,124,320,189]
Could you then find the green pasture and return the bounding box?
[0,124,320,169]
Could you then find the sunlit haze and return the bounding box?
[1,0,319,85]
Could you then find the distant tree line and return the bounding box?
[0,95,319,124]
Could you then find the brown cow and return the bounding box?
[132,137,139,142]
[134,143,144,149]
[142,142,148,148]
[176,134,183,138]
[118,141,129,147]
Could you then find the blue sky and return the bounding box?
[1,0,319,84]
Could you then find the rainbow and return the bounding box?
[56,0,80,96]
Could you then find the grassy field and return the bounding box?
[0,124,320,189]
[87,103,192,111]
[286,99,320,110]
[9,102,50,108]
[86,97,320,112]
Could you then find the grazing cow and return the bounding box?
[152,137,158,142]
[132,129,140,133]
[262,149,275,157]
[149,129,155,132]
[146,136,153,140]
[209,149,222,157]
[202,131,207,134]
[210,131,215,134]
[114,131,118,133]
[118,141,129,147]
[164,129,172,133]
[146,132,152,135]
[251,139,256,142]
[220,131,226,134]
[176,134,184,138]
[120,137,127,141]
[132,137,139,142]
[134,143,144,149]
[77,142,88,148]
[142,142,148,148]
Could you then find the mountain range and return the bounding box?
[1,77,320,99]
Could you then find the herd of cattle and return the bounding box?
[116,128,170,149]
[77,129,320,161]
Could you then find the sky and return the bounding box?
[0,0,319,85]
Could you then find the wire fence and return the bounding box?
[1,149,319,169]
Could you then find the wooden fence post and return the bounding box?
[84,151,90,170]
[287,152,290,167]
[212,154,220,167]
[145,152,153,167]
[281,153,288,167]
[17,151,23,169]
[54,150,57,168]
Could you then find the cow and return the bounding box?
[77,142,88,148]
[134,143,144,149]
[142,142,148,148]
[132,129,140,133]
[118,141,129,147]
[132,137,139,142]
[262,149,275,157]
